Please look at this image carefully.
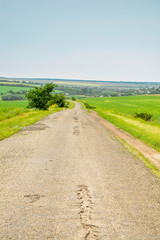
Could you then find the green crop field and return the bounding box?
[0,101,28,122]
[81,95,160,152]
[0,85,31,94]
[0,100,28,108]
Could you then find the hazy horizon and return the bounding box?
[1,76,160,83]
[0,0,160,82]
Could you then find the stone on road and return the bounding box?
[0,103,160,239]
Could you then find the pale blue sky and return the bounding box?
[0,0,160,81]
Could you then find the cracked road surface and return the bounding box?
[0,102,160,239]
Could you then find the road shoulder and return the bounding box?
[90,110,160,174]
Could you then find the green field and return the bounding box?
[0,85,31,94]
[0,100,28,108]
[0,101,28,122]
[82,95,160,152]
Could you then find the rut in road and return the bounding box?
[0,102,160,240]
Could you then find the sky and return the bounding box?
[0,0,160,82]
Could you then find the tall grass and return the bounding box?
[0,100,61,140]
[0,109,61,140]
[0,100,74,140]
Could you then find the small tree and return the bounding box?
[26,83,57,110]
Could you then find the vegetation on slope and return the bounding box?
[0,101,61,140]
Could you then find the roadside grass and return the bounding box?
[0,108,61,140]
[81,95,160,152]
[120,139,160,180]
[68,101,75,109]
[77,99,86,109]
[0,99,74,141]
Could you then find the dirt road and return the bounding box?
[1,102,160,240]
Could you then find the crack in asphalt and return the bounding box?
[24,194,45,203]
[77,185,99,240]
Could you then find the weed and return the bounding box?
[83,102,96,109]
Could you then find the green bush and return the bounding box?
[84,102,96,109]
[48,93,67,108]
[71,96,76,101]
[134,112,153,121]
[25,83,57,110]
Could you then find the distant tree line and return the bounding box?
[2,95,25,101]
[1,89,27,101]
[54,85,160,98]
